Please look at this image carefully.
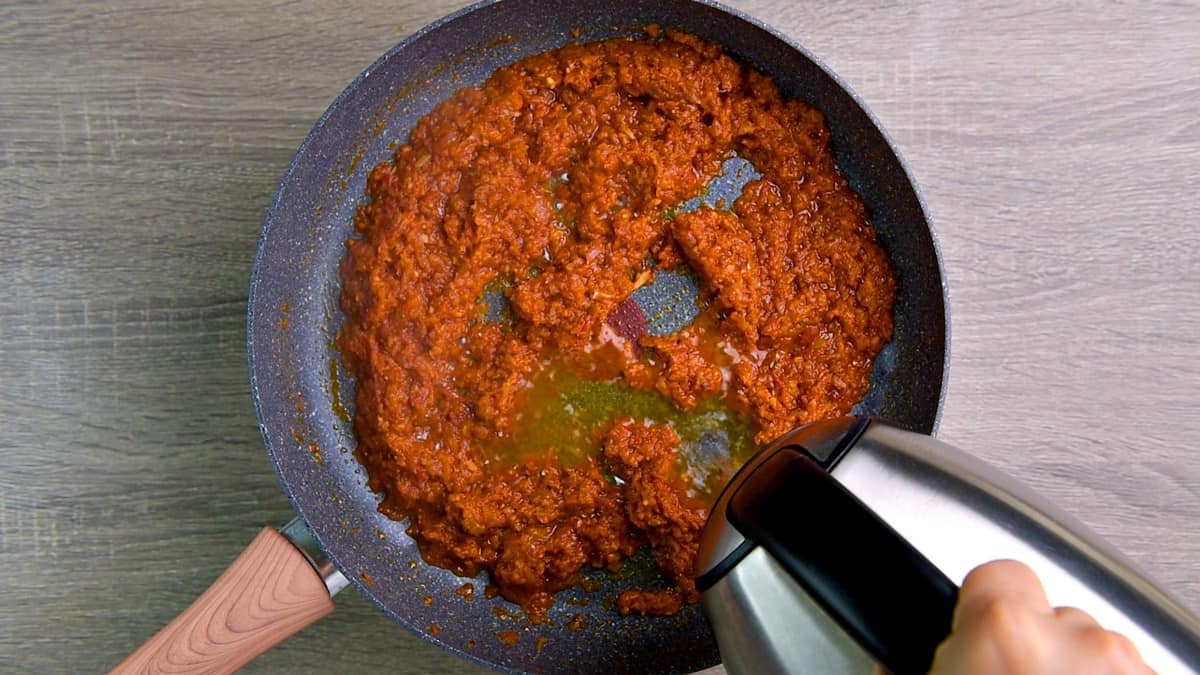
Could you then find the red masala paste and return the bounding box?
[337,31,895,619]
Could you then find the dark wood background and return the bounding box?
[2,1,1197,672]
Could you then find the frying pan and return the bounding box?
[112,0,948,673]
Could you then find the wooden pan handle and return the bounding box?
[110,527,335,675]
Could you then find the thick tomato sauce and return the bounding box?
[338,31,895,619]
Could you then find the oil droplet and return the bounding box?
[347,147,365,175]
[490,605,518,621]
[329,358,350,423]
[497,630,519,646]
[486,35,515,49]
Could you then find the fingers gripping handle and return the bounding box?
[727,448,959,675]
[110,527,335,675]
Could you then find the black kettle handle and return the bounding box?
[726,444,959,675]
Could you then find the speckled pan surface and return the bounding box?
[247,0,948,672]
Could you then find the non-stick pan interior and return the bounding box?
[248,0,947,672]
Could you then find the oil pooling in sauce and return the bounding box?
[487,361,756,504]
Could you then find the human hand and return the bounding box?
[926,559,1153,674]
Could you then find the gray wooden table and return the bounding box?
[2,1,1198,673]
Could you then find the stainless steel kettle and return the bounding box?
[696,417,1200,674]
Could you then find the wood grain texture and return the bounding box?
[1,1,1197,673]
[110,528,334,675]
